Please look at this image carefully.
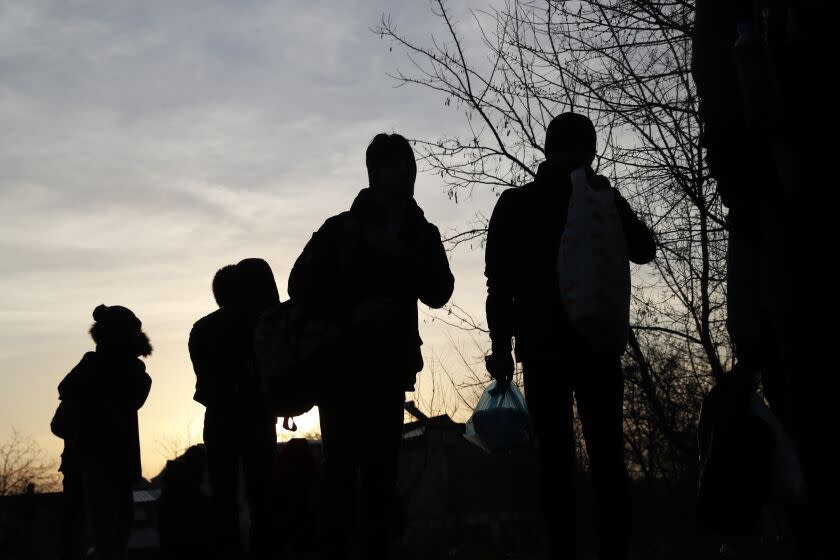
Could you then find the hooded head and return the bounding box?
[89,304,152,358]
[236,258,279,312]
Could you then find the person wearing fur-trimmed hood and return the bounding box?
[55,304,152,560]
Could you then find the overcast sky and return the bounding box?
[0,0,507,477]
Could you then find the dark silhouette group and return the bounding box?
[48,46,819,558]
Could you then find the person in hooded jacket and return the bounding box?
[56,304,152,560]
[288,132,454,560]
[484,113,655,560]
[188,258,279,558]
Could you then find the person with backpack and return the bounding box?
[188,259,279,558]
[484,113,655,560]
[54,304,153,560]
[288,132,454,560]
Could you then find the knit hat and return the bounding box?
[92,304,141,330]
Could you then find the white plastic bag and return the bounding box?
[557,167,630,355]
[465,381,530,452]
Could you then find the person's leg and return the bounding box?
[81,456,127,560]
[242,409,278,558]
[319,396,361,560]
[81,455,110,560]
[787,377,825,559]
[575,354,630,560]
[755,166,821,559]
[115,480,134,560]
[358,389,405,560]
[523,357,575,560]
[203,407,242,555]
[780,356,830,560]
[783,136,829,559]
[60,469,85,560]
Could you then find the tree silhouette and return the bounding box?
[0,429,59,495]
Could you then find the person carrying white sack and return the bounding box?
[484,112,655,560]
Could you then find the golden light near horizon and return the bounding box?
[277,407,321,440]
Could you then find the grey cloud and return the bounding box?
[0,0,498,475]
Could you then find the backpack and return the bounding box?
[254,300,344,430]
[254,216,361,430]
[556,168,630,355]
[50,399,77,440]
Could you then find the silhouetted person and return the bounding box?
[189,259,279,558]
[288,132,454,560]
[484,113,655,560]
[693,2,819,556]
[56,304,153,560]
[692,0,787,412]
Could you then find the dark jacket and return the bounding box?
[189,307,256,408]
[57,351,152,483]
[691,0,755,209]
[692,0,805,209]
[485,161,656,361]
[191,258,279,411]
[288,188,455,390]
